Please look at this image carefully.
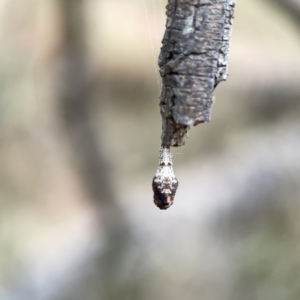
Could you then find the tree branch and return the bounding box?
[153,0,235,209]
[159,0,235,147]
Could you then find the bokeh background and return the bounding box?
[1,0,300,299]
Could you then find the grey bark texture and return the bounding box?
[159,0,235,147]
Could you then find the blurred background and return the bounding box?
[1,0,300,299]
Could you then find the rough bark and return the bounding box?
[159,0,235,147]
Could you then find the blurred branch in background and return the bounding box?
[273,0,300,28]
[54,1,132,298]
[56,0,113,208]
